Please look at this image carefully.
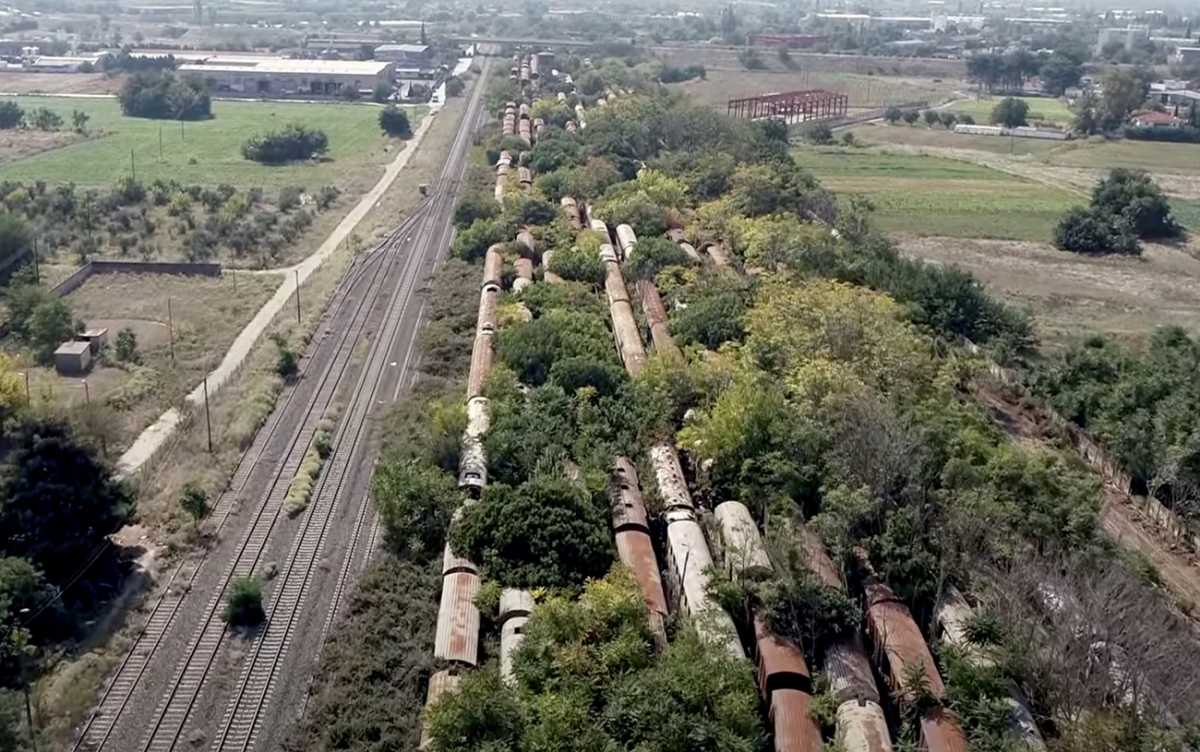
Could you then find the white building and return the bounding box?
[1096,25,1150,53]
[178,58,394,96]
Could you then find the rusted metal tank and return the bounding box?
[608,456,669,626]
[615,224,638,259]
[565,120,577,133]
[533,117,545,137]
[497,150,513,168]
[703,241,734,269]
[638,280,683,364]
[518,119,531,145]
[770,690,823,752]
[466,331,493,400]
[589,217,609,239]
[715,501,773,579]
[434,571,481,666]
[754,616,811,692]
[519,102,530,119]
[476,287,498,334]
[442,534,479,576]
[420,670,462,749]
[603,256,630,306]
[516,229,536,255]
[482,245,504,290]
[494,172,507,202]
[517,166,532,187]
[603,257,646,375]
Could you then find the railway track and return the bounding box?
[211,66,491,751]
[72,202,433,752]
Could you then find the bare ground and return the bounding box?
[899,235,1200,348]
[0,72,124,95]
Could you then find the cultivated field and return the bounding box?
[0,72,125,95]
[900,236,1200,348]
[792,146,1081,241]
[944,94,1074,126]
[17,270,280,452]
[0,96,427,189]
[669,68,962,112]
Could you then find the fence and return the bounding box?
[49,260,223,298]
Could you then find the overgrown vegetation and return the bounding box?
[118,72,211,120]
[1054,169,1182,255]
[242,124,330,164]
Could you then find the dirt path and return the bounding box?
[1101,490,1200,612]
[116,105,442,476]
[974,381,1200,614]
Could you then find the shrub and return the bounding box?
[118,72,211,120]
[27,107,63,131]
[224,576,265,626]
[546,242,604,285]
[1053,207,1139,255]
[625,235,692,281]
[883,106,903,123]
[114,327,139,363]
[451,217,514,261]
[379,106,411,138]
[495,308,616,386]
[1091,168,1181,240]
[1124,125,1200,143]
[940,112,958,128]
[0,101,23,129]
[445,76,465,97]
[991,97,1029,128]
[374,460,460,563]
[902,110,920,125]
[271,334,299,380]
[923,110,941,126]
[242,124,329,164]
[959,114,976,125]
[450,474,613,588]
[373,81,392,104]
[180,483,208,522]
[453,192,499,229]
[801,122,835,144]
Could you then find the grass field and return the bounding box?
[1172,199,1200,230]
[0,97,426,188]
[945,95,1074,126]
[792,147,1081,241]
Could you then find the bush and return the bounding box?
[453,192,499,229]
[0,212,31,260]
[0,101,23,129]
[445,76,465,97]
[451,217,514,261]
[902,110,920,125]
[801,122,834,144]
[374,460,459,563]
[991,97,1029,128]
[883,106,903,123]
[1053,207,1139,255]
[224,576,265,626]
[939,112,958,128]
[114,327,138,363]
[118,72,211,120]
[923,110,941,126]
[959,114,976,125]
[625,235,692,281]
[27,107,62,131]
[271,334,299,380]
[242,124,329,164]
[659,64,706,83]
[1091,168,1181,240]
[379,106,411,138]
[1124,125,1200,143]
[495,308,616,386]
[180,483,208,522]
[29,298,78,364]
[450,474,613,588]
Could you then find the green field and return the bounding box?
[945,95,1074,125]
[792,147,1082,241]
[1172,199,1200,231]
[1048,138,1200,175]
[0,97,425,188]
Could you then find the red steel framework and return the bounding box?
[727,89,849,124]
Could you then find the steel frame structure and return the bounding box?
[726,89,849,124]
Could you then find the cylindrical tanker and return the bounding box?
[714,501,773,579]
[703,241,734,270]
[667,228,704,263]
[650,443,692,512]
[664,507,744,660]
[637,280,684,364]
[565,120,577,133]
[517,166,533,188]
[754,617,822,752]
[609,456,669,632]
[498,588,534,684]
[494,171,507,202]
[560,196,582,229]
[602,251,646,375]
[542,251,561,284]
[857,551,966,752]
[615,224,638,259]
[513,257,534,293]
[483,245,504,290]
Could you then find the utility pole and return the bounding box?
[82,379,90,405]
[130,148,136,181]
[294,270,302,324]
[159,125,164,160]
[23,371,29,405]
[203,373,213,453]
[167,297,175,363]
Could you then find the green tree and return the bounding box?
[495,308,617,386]
[271,333,299,381]
[450,474,612,588]
[29,299,78,364]
[71,109,90,133]
[114,327,138,364]
[923,109,941,126]
[1091,169,1181,239]
[883,106,903,124]
[1099,68,1150,129]
[373,460,459,563]
[1040,54,1083,96]
[179,483,208,522]
[452,192,500,230]
[0,214,31,262]
[379,106,411,137]
[990,97,1029,127]
[28,107,62,131]
[902,110,920,125]
[0,101,22,130]
[0,419,131,587]
[223,576,264,626]
[372,81,392,103]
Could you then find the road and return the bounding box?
[71,58,491,752]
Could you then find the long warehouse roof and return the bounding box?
[179,59,391,75]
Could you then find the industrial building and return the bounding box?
[1177,47,1200,66]
[375,43,431,64]
[177,58,394,97]
[54,341,92,376]
[1096,25,1150,53]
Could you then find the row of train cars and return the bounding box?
[418,54,1047,752]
